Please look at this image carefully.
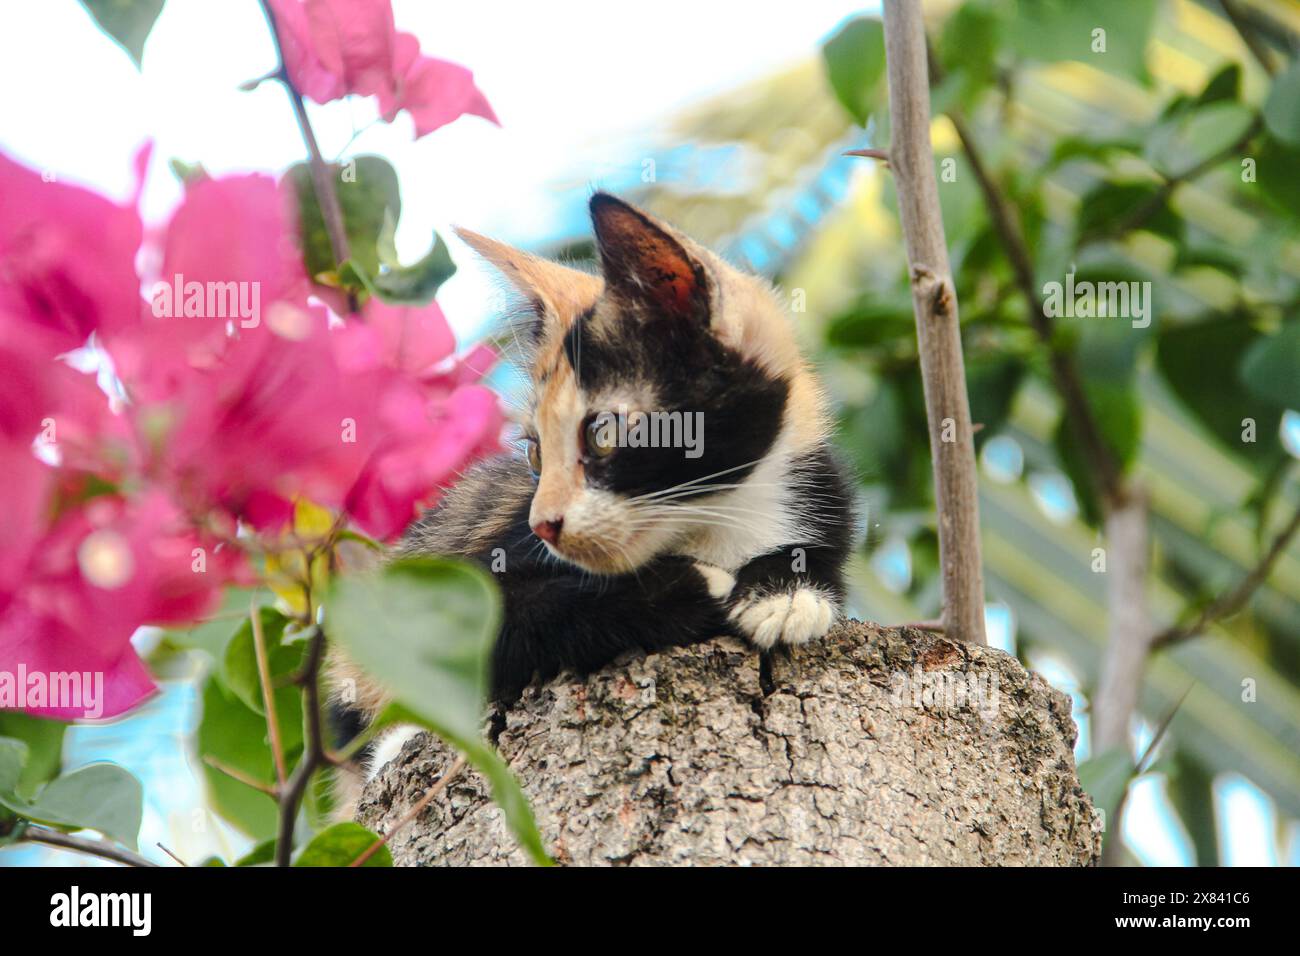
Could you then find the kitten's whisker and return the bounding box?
[625,457,769,503]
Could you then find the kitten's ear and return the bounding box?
[453,227,602,339]
[590,194,710,325]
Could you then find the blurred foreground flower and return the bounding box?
[0,151,502,719]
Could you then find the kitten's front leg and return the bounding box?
[727,548,844,650]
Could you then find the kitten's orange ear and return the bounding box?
[453,227,602,335]
[589,194,709,324]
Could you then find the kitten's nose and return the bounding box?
[532,518,563,545]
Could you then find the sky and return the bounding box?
[1,0,1291,869]
[1,0,864,339]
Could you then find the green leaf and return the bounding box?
[1053,382,1141,525]
[966,356,1025,448]
[221,607,303,716]
[0,716,65,799]
[1195,62,1240,107]
[1077,745,1136,847]
[1263,58,1300,146]
[822,17,886,126]
[168,157,208,185]
[1046,134,1141,169]
[1077,180,1182,242]
[1167,749,1219,866]
[1157,315,1283,464]
[0,738,27,795]
[825,297,916,348]
[1005,0,1157,82]
[372,223,457,305]
[0,764,143,850]
[293,822,391,867]
[234,838,277,867]
[936,2,1003,111]
[77,0,165,68]
[1239,320,1300,410]
[1145,102,1254,179]
[328,558,498,745]
[196,675,280,840]
[289,155,401,281]
[1256,134,1300,220]
[328,557,549,864]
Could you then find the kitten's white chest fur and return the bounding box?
[672,441,813,572]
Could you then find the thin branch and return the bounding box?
[156,843,190,866]
[350,755,468,867]
[879,0,987,645]
[257,0,358,313]
[1220,0,1279,77]
[203,754,279,797]
[274,624,329,867]
[1081,116,1263,245]
[250,599,288,788]
[1093,489,1154,754]
[942,105,1125,506]
[1103,681,1193,866]
[20,826,159,868]
[1153,499,1300,649]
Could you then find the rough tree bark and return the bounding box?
[357,620,1100,866]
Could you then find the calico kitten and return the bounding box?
[330,194,854,789]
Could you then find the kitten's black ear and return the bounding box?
[590,194,710,325]
[454,227,602,342]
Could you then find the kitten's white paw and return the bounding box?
[366,724,424,781]
[730,587,838,650]
[694,562,736,600]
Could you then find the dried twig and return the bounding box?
[941,104,1125,505]
[870,0,987,645]
[19,826,159,868]
[156,842,190,867]
[1093,489,1153,754]
[257,0,358,313]
[274,625,329,867]
[203,754,279,797]
[1153,499,1300,649]
[1220,0,1279,77]
[250,598,288,788]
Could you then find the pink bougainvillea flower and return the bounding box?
[345,380,502,540]
[383,32,499,137]
[0,151,144,356]
[109,172,312,402]
[335,299,457,376]
[0,604,157,720]
[267,0,496,139]
[0,446,52,616]
[268,0,397,104]
[0,329,137,607]
[149,311,379,532]
[420,340,499,393]
[0,492,232,720]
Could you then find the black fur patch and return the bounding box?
[731,443,855,602]
[562,310,789,499]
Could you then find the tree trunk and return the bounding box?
[356,620,1100,866]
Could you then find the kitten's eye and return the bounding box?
[583,415,618,460]
[525,439,542,477]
